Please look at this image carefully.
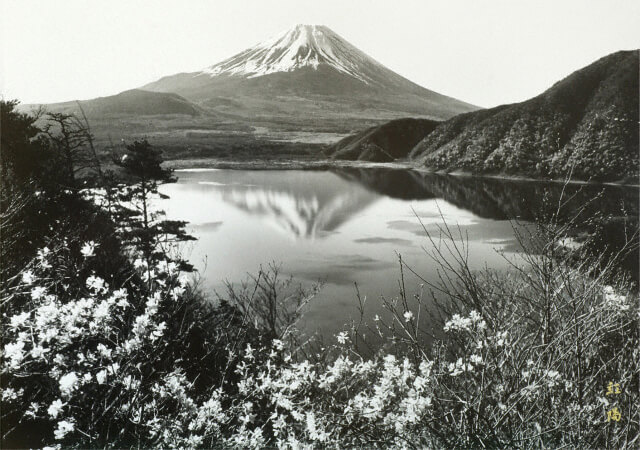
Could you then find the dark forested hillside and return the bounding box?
[409,50,639,181]
[328,118,440,161]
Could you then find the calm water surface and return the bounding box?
[160,168,638,340]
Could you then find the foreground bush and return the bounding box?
[3,226,638,448]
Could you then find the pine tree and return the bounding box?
[113,140,194,271]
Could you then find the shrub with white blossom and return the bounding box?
[1,239,253,447]
[3,232,637,447]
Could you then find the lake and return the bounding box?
[160,167,638,343]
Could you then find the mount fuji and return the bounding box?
[31,25,478,156]
[142,25,477,127]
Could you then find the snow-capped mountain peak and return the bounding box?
[201,24,384,83]
[141,24,478,121]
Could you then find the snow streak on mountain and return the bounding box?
[201,25,384,84]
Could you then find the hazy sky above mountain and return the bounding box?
[2,0,638,107]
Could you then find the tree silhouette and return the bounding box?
[113,139,194,270]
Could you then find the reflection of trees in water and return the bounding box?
[334,167,637,220]
[334,167,639,278]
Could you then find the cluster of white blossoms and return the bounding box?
[1,243,191,444]
[448,357,475,377]
[443,310,487,333]
[219,344,438,448]
[602,285,631,311]
[80,241,98,258]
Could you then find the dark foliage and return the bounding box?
[1,101,125,284]
[328,118,441,161]
[112,139,195,269]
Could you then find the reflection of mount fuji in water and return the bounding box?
[184,168,637,240]
[191,170,379,238]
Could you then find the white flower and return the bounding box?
[178,274,190,287]
[448,358,473,376]
[86,275,107,294]
[59,372,79,397]
[603,285,615,295]
[150,322,167,341]
[2,387,20,402]
[110,288,129,308]
[30,345,49,359]
[80,241,97,258]
[373,314,380,321]
[21,270,35,285]
[336,331,349,345]
[37,247,52,269]
[93,301,110,322]
[4,341,25,368]
[240,344,255,363]
[495,331,508,347]
[111,287,128,301]
[54,420,75,440]
[603,287,630,311]
[96,369,107,385]
[53,354,66,366]
[444,314,471,332]
[403,310,414,322]
[31,286,47,300]
[107,362,120,375]
[444,310,486,332]
[25,402,40,418]
[9,311,30,329]
[47,399,65,418]
[96,344,112,358]
[156,260,178,275]
[170,285,185,300]
[122,375,141,390]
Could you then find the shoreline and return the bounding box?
[165,157,640,187]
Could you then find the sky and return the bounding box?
[1,0,638,107]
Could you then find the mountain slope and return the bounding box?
[38,89,200,117]
[410,50,639,181]
[142,24,478,125]
[328,118,440,161]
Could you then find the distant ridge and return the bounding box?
[32,89,199,117]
